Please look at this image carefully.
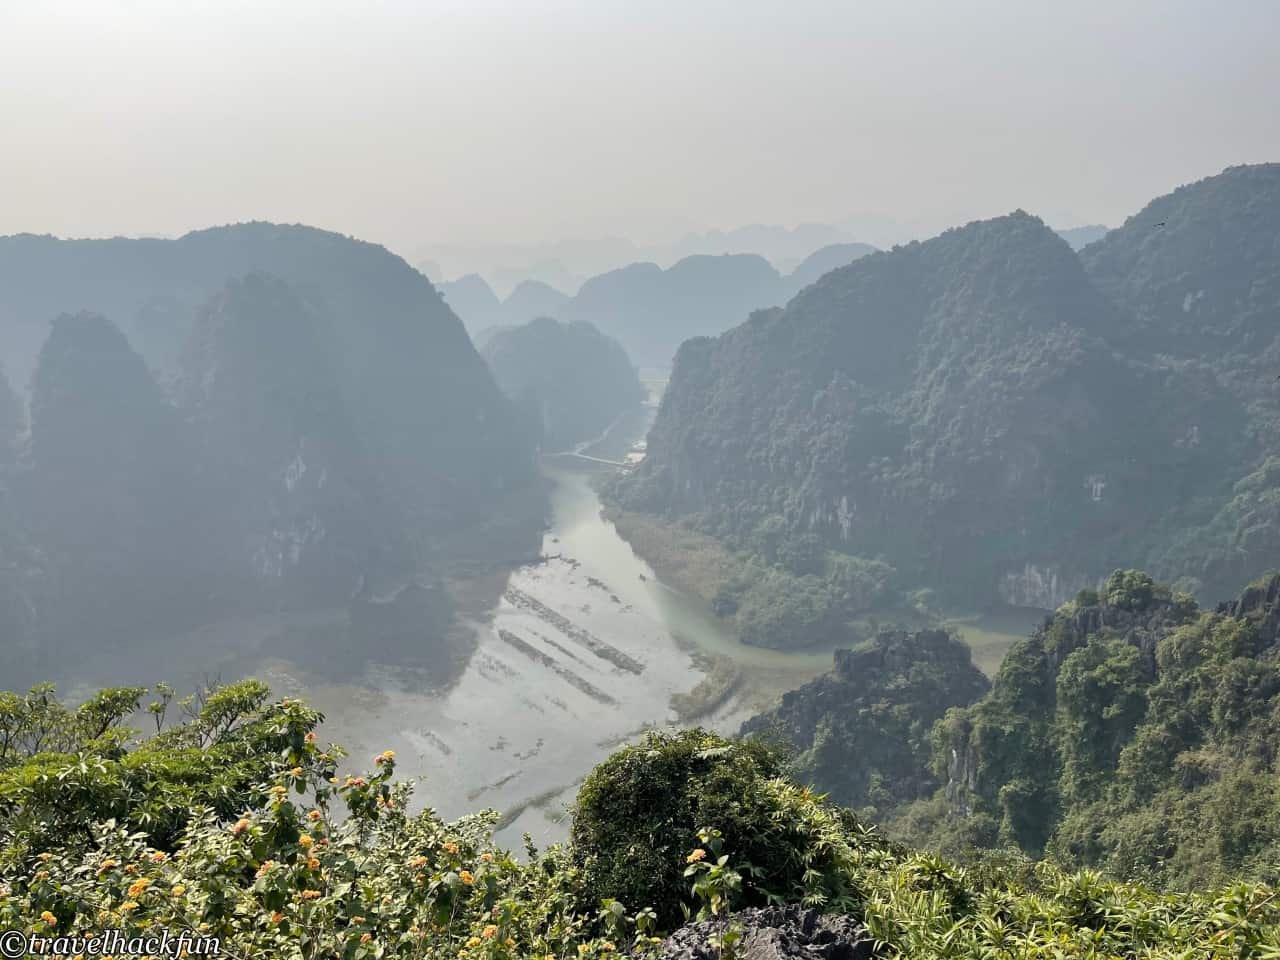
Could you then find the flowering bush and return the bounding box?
[1,685,1278,959]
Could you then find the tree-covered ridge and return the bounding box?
[0,226,543,684]
[1,692,1276,959]
[741,629,989,821]
[613,206,1247,616]
[1081,163,1280,600]
[893,570,1280,890]
[480,316,645,451]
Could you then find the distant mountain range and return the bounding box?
[441,243,880,367]
[611,164,1278,613]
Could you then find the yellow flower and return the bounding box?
[120,901,139,913]
[40,910,57,925]
[150,852,167,863]
[304,732,317,743]
[37,852,53,862]
[307,810,321,821]
[465,937,482,948]
[299,834,314,848]
[125,864,140,875]
[232,819,251,836]
[443,841,459,854]
[686,848,706,863]
[410,856,429,869]
[127,878,152,898]
[290,767,303,776]
[300,889,321,900]
[359,934,372,944]
[171,885,186,897]
[480,852,492,862]
[307,858,321,870]
[269,785,287,796]
[459,870,474,885]
[602,942,616,952]
[255,861,275,879]
[350,916,366,924]
[481,924,498,939]
[270,911,285,925]
[34,870,49,880]
[97,859,119,874]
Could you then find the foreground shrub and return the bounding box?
[570,729,868,926]
[0,684,1276,958]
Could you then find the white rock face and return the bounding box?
[999,563,1090,609]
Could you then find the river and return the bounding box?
[54,388,1035,848]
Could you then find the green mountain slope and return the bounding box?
[613,210,1247,616]
[909,570,1280,889]
[481,316,644,451]
[1081,163,1280,599]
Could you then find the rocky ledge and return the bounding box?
[656,906,874,960]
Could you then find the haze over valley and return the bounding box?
[3,4,1280,954]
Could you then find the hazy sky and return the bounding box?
[2,0,1277,258]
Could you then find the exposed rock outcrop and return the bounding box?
[657,906,873,960]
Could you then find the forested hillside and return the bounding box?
[481,317,644,451]
[749,569,1280,892]
[612,203,1251,617]
[0,225,539,683]
[742,628,989,821]
[1082,163,1280,599]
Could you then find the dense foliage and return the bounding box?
[0,680,320,859]
[613,166,1280,614]
[885,570,1280,891]
[1082,164,1280,600]
[1,688,1277,958]
[481,316,645,452]
[742,629,990,820]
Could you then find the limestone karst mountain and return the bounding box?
[0,225,540,680]
[560,253,790,367]
[481,316,644,452]
[612,208,1248,612]
[785,241,878,290]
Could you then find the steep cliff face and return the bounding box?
[0,368,21,468]
[616,212,1245,605]
[742,628,989,817]
[0,222,534,531]
[0,226,541,681]
[20,313,205,643]
[480,317,644,451]
[181,273,402,601]
[1080,164,1280,599]
[921,569,1280,887]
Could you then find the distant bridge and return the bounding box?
[543,451,630,468]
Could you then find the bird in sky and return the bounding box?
[1155,221,1167,227]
